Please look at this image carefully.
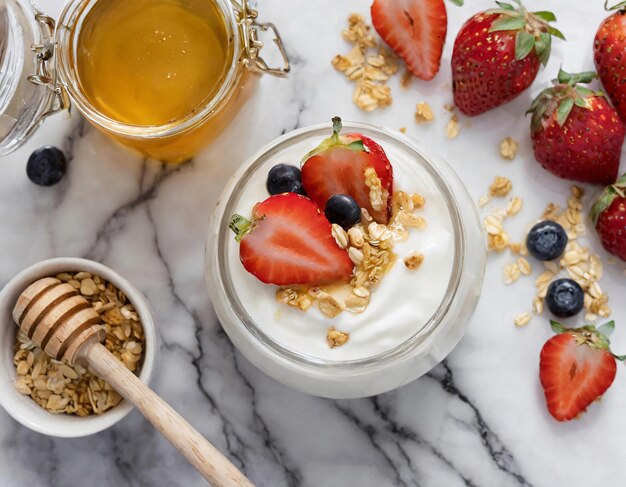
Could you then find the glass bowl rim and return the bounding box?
[210,121,469,371]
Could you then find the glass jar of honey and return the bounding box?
[0,0,289,162]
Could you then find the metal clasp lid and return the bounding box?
[27,9,70,120]
[234,0,290,77]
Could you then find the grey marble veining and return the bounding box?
[1,1,626,486]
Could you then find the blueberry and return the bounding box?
[26,146,67,187]
[267,164,304,195]
[526,220,568,261]
[545,278,584,317]
[325,194,360,230]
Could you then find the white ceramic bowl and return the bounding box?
[0,258,156,437]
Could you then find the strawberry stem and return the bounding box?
[331,116,342,144]
[605,0,626,11]
[229,214,252,243]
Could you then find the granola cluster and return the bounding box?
[13,271,145,415]
[332,14,398,111]
[500,137,519,160]
[276,190,427,348]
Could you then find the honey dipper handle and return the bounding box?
[85,344,254,487]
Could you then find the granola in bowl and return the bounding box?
[13,271,145,416]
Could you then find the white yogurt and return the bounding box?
[226,136,455,361]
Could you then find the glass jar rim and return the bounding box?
[54,0,242,140]
[211,122,469,372]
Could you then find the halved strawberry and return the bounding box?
[539,321,624,422]
[230,193,354,286]
[371,0,448,81]
[301,118,393,224]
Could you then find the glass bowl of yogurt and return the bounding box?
[206,121,486,398]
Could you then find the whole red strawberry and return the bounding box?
[540,321,624,422]
[451,0,564,116]
[594,2,626,123]
[527,70,625,185]
[592,174,626,261]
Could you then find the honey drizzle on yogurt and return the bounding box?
[276,191,425,348]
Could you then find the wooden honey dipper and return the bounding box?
[12,277,254,487]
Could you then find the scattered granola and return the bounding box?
[446,113,460,139]
[13,271,145,415]
[275,191,428,344]
[489,176,512,197]
[506,196,523,217]
[500,137,519,160]
[332,14,399,111]
[415,102,434,124]
[364,167,385,211]
[317,292,346,318]
[400,69,412,88]
[276,287,313,311]
[503,262,521,284]
[331,224,349,250]
[404,251,424,270]
[478,195,491,208]
[327,328,350,348]
[514,312,532,327]
[487,186,613,327]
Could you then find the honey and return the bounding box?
[76,0,233,127]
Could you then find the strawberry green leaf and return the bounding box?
[448,0,464,5]
[557,69,572,84]
[574,98,591,109]
[490,16,527,33]
[532,11,557,22]
[536,33,551,66]
[515,31,536,60]
[230,215,252,243]
[615,172,626,189]
[547,26,566,40]
[575,86,597,97]
[495,1,515,9]
[598,321,616,339]
[556,97,574,126]
[550,321,567,334]
[591,185,619,225]
[345,140,365,151]
[530,100,548,133]
[613,353,626,361]
[528,87,554,133]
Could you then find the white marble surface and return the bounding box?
[1,0,626,485]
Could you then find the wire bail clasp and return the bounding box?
[27,10,70,119]
[235,0,290,77]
